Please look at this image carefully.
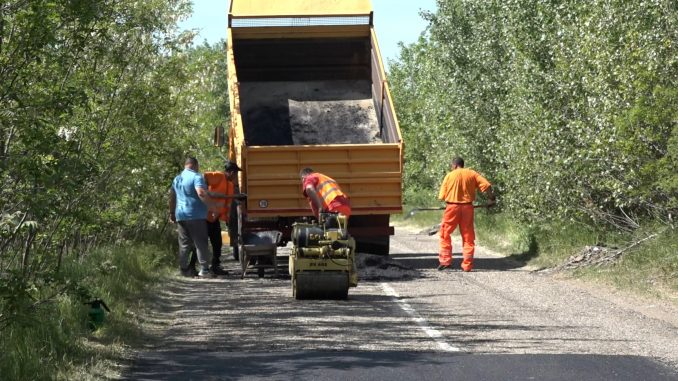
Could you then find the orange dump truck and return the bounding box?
[225,0,403,259]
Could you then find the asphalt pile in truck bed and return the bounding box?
[239,80,383,146]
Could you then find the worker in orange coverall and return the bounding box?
[299,167,351,219]
[437,157,496,272]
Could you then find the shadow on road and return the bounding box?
[391,252,526,272]
[123,351,677,381]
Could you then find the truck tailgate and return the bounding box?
[242,144,402,217]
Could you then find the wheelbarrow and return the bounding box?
[240,230,282,279]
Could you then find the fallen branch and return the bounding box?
[550,228,667,272]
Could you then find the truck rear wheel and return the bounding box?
[356,235,390,256]
[231,244,239,261]
[237,204,247,278]
[229,202,239,260]
[239,244,248,278]
[350,215,391,255]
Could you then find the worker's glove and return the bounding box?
[236,193,247,199]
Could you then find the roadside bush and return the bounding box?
[0,1,227,376]
[390,0,678,226]
[403,185,438,208]
[0,244,172,380]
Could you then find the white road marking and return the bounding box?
[381,283,461,352]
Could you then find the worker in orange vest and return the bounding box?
[300,167,356,286]
[203,161,246,275]
[299,167,351,219]
[437,157,496,272]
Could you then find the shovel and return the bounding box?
[403,207,446,219]
[407,203,493,235]
[405,203,492,220]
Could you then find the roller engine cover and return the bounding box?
[292,224,324,248]
[290,213,357,299]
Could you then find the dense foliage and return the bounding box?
[0,0,229,369]
[390,0,677,229]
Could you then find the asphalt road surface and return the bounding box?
[123,226,678,381]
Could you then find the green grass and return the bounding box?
[0,244,175,381]
[396,206,678,301]
[474,213,610,269]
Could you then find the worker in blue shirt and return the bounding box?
[169,157,215,278]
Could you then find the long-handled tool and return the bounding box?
[405,203,493,220]
[406,203,494,235]
[403,207,445,219]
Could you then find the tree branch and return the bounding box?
[0,211,27,256]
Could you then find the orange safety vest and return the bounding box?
[204,172,234,222]
[315,173,345,208]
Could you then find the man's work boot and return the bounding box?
[437,264,451,271]
[461,260,473,272]
[211,266,229,276]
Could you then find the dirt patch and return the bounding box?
[239,80,382,146]
[356,252,419,281]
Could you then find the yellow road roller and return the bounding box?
[289,213,358,299]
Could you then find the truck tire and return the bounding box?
[229,201,239,260]
[356,235,390,256]
[350,215,391,255]
[237,204,248,277]
[231,243,239,261]
[239,243,247,279]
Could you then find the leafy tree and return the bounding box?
[390,0,677,228]
[0,0,229,337]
